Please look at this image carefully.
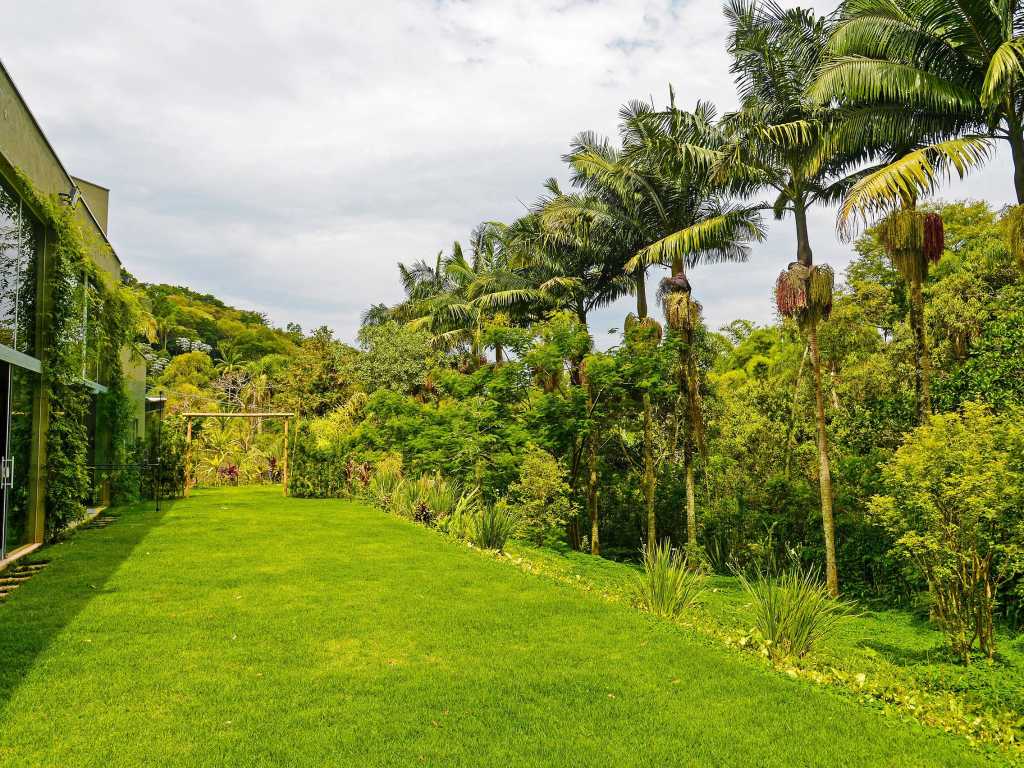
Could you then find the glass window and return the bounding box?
[0,178,38,357]
[80,274,102,384]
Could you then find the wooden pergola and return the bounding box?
[182,412,295,496]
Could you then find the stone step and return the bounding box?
[0,576,30,584]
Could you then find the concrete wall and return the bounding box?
[72,177,109,236]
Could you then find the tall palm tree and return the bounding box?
[620,96,764,549]
[875,208,946,423]
[560,98,763,549]
[808,0,1007,233]
[724,0,854,596]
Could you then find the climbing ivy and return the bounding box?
[14,171,142,536]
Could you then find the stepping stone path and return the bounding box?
[83,514,116,530]
[0,561,49,601]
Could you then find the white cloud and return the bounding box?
[1,0,1014,348]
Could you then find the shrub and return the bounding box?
[470,501,519,551]
[508,446,574,547]
[387,473,458,527]
[369,453,404,508]
[388,479,415,520]
[869,404,1024,661]
[632,540,705,619]
[422,474,458,520]
[437,487,479,539]
[736,560,853,662]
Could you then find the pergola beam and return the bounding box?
[181,412,296,418]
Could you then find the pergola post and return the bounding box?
[184,417,193,497]
[282,417,289,496]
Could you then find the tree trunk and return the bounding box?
[634,268,656,548]
[1007,117,1024,204]
[807,317,839,597]
[684,450,696,546]
[793,198,813,267]
[494,342,504,366]
[909,276,932,424]
[587,422,600,556]
[643,390,656,549]
[583,363,600,555]
[635,271,648,319]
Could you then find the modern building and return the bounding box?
[0,58,146,563]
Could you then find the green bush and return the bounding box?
[632,540,705,619]
[422,474,458,520]
[436,487,479,539]
[736,560,853,662]
[369,453,404,508]
[508,446,574,547]
[470,501,519,551]
[869,404,1024,661]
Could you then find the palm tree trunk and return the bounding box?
[807,316,838,597]
[1007,115,1024,204]
[909,275,932,423]
[634,267,656,548]
[583,362,600,555]
[794,199,813,267]
[643,390,656,548]
[587,422,600,556]
[635,271,648,318]
[684,449,696,547]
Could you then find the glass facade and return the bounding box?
[0,363,35,557]
[0,177,38,357]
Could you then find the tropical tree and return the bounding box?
[724,0,851,595]
[874,209,945,422]
[809,0,1008,239]
[558,96,762,548]
[620,95,764,549]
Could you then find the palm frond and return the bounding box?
[837,136,992,238]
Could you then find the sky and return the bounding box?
[1,0,1015,349]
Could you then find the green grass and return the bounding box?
[0,487,1010,766]
[507,542,1024,748]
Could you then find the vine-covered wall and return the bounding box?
[16,171,143,537]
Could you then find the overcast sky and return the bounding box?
[2,1,1015,348]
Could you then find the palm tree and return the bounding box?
[724,0,852,596]
[519,180,635,332]
[808,0,1007,234]
[619,96,764,549]
[561,97,763,549]
[874,209,946,423]
[361,303,392,328]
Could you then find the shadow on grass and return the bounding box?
[0,499,173,709]
[857,639,953,666]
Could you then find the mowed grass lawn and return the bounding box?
[0,487,1003,767]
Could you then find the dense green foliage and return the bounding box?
[14,173,143,533]
[870,405,1024,660]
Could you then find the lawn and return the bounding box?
[0,486,1009,767]
[507,542,1024,741]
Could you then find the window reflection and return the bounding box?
[0,179,38,357]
